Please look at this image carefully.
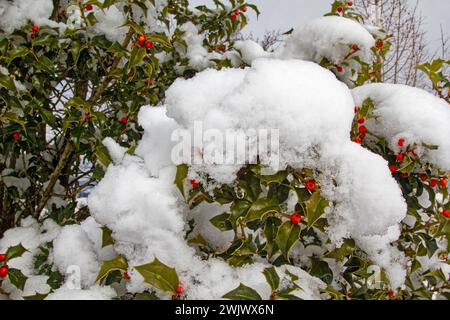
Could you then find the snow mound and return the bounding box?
[352,83,450,171]
[277,16,375,64]
[89,58,408,291]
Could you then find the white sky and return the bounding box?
[191,0,450,51]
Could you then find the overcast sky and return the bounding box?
[191,0,449,52]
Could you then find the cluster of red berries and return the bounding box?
[0,254,8,279]
[136,34,154,49]
[337,2,353,14]
[190,179,200,189]
[231,6,246,21]
[352,107,367,144]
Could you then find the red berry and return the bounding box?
[337,66,344,73]
[354,106,359,113]
[146,79,154,86]
[387,290,395,298]
[231,14,237,21]
[397,138,405,147]
[120,116,128,124]
[145,41,153,49]
[389,165,397,173]
[176,282,183,294]
[337,7,343,13]
[358,125,367,134]
[359,132,366,139]
[353,138,362,144]
[396,153,404,162]
[352,44,359,51]
[190,179,200,189]
[411,149,418,157]
[429,179,437,188]
[138,35,146,42]
[290,212,302,225]
[0,265,8,278]
[32,25,39,32]
[0,254,5,262]
[305,179,316,191]
[400,173,409,179]
[347,1,353,6]
[358,116,365,124]
[241,6,247,12]
[12,132,21,141]
[123,272,130,280]
[440,179,447,187]
[138,40,145,47]
[420,174,427,182]
[234,10,239,16]
[442,209,450,218]
[85,4,93,11]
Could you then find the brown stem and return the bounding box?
[34,134,74,218]
[88,28,134,103]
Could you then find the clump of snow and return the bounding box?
[103,137,127,165]
[52,225,100,288]
[92,5,128,43]
[277,16,375,65]
[352,83,450,171]
[45,284,116,300]
[0,0,54,33]
[87,58,409,292]
[234,40,271,65]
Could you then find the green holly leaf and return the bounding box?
[134,258,179,294]
[174,164,188,197]
[275,221,300,261]
[6,243,27,261]
[222,283,262,300]
[305,192,329,230]
[210,213,233,231]
[101,226,114,248]
[96,255,128,283]
[7,268,27,290]
[263,267,280,292]
[245,198,280,223]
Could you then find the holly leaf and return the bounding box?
[23,292,49,300]
[263,267,280,292]
[174,164,188,197]
[222,283,262,300]
[7,268,27,290]
[96,255,128,283]
[101,226,114,248]
[305,192,329,230]
[134,258,179,294]
[275,221,300,261]
[6,243,27,261]
[245,198,280,223]
[210,213,233,231]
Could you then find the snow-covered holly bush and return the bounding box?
[0,0,449,300]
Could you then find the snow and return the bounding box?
[92,5,128,43]
[52,225,100,288]
[45,284,116,300]
[0,0,54,33]
[277,16,375,65]
[352,83,450,171]
[234,40,270,65]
